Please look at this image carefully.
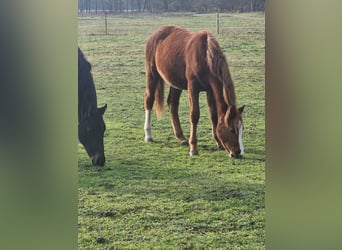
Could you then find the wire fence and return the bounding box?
[78,12,265,42]
[81,12,265,36]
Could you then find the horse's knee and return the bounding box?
[190,113,200,124]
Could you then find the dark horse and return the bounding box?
[78,47,107,166]
[144,25,245,158]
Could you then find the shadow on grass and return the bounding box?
[80,160,264,208]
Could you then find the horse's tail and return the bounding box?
[206,33,236,106]
[154,78,164,119]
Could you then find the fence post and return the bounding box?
[216,13,220,35]
[105,12,108,35]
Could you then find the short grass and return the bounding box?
[78,12,265,249]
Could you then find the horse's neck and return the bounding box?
[78,101,98,123]
[78,82,98,123]
[211,81,235,118]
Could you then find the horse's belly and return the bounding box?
[156,61,187,90]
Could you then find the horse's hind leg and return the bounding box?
[144,70,159,142]
[167,87,188,145]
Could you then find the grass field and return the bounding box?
[78,12,265,249]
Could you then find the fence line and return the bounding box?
[223,14,265,20]
[216,13,264,35]
[78,12,264,36]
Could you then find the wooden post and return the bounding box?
[216,13,220,35]
[105,12,108,35]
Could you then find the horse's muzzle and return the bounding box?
[230,150,243,159]
[92,154,105,166]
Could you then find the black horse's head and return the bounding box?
[78,104,107,166]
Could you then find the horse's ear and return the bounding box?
[98,104,107,115]
[238,105,245,114]
[228,105,237,120]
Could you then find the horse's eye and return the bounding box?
[230,128,235,134]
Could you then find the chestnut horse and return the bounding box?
[144,25,245,158]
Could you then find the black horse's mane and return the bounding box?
[78,47,99,122]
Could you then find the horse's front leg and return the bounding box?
[167,87,188,145]
[188,86,200,156]
[206,90,223,150]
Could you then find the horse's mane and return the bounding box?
[78,48,99,122]
[205,34,236,106]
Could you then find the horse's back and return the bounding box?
[146,26,218,91]
[146,26,193,89]
[146,25,190,67]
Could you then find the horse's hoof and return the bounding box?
[189,151,199,156]
[181,140,189,146]
[144,137,153,142]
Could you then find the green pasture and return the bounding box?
[78,12,265,249]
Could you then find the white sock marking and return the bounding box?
[144,110,152,141]
[239,124,244,156]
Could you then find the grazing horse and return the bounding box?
[78,47,107,166]
[144,25,245,158]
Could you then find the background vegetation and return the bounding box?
[78,0,265,13]
[78,12,264,249]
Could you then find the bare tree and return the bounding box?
[101,0,105,12]
[162,0,168,11]
[143,0,151,12]
[136,0,142,12]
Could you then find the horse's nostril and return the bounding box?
[232,150,243,159]
[92,156,105,166]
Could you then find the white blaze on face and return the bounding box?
[144,110,152,141]
[238,122,244,156]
